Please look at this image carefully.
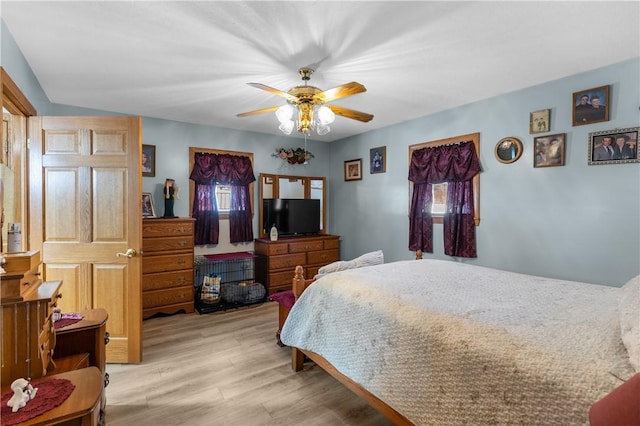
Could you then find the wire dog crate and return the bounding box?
[194,252,266,314]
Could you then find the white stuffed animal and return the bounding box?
[7,378,38,413]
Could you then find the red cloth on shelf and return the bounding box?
[268,290,295,309]
[53,313,84,329]
[1,378,75,425]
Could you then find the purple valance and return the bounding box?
[409,141,480,184]
[189,152,255,185]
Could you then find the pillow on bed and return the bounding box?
[316,250,384,277]
[619,275,640,372]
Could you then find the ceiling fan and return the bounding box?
[236,68,373,136]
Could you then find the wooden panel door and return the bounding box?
[29,116,142,363]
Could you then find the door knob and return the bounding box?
[116,248,137,258]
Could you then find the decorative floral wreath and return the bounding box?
[272,147,314,164]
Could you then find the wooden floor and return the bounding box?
[105,301,393,426]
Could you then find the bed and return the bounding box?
[280,259,639,425]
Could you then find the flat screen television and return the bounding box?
[263,198,321,236]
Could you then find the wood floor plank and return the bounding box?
[105,302,393,425]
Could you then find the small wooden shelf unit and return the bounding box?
[254,234,340,294]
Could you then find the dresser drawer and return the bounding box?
[142,270,193,291]
[307,249,339,265]
[257,242,288,256]
[269,270,298,287]
[143,221,193,238]
[324,238,340,250]
[142,253,194,274]
[288,240,324,253]
[143,236,193,253]
[306,265,320,279]
[268,253,306,270]
[143,286,193,308]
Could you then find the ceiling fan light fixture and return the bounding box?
[276,104,294,123]
[317,124,331,136]
[239,68,372,137]
[278,120,294,135]
[317,105,335,125]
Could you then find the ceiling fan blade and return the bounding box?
[247,83,298,103]
[313,82,366,103]
[236,105,280,117]
[328,105,374,123]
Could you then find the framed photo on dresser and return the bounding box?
[142,192,156,218]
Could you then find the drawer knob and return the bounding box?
[178,276,185,283]
[179,240,186,246]
[178,259,185,265]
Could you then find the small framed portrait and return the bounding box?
[588,127,639,165]
[572,85,609,126]
[534,133,566,168]
[529,109,550,134]
[142,192,156,218]
[369,146,386,174]
[344,159,363,181]
[142,144,156,177]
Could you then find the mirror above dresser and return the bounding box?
[258,173,326,238]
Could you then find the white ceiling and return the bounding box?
[1,1,638,142]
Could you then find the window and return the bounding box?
[189,147,254,220]
[215,185,232,212]
[408,132,480,225]
[431,183,447,215]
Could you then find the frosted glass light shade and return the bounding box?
[317,105,335,125]
[276,105,294,123]
[317,124,330,135]
[278,120,294,135]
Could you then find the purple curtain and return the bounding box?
[229,185,253,243]
[408,141,480,257]
[189,153,256,245]
[192,183,220,245]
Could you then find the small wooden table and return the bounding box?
[1,367,102,426]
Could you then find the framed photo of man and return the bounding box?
[588,127,639,165]
[142,144,156,177]
[572,85,609,126]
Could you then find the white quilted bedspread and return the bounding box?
[280,259,634,425]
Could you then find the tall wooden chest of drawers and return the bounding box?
[142,218,196,319]
[254,234,340,294]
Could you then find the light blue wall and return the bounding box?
[2,19,638,286]
[1,21,51,114]
[330,58,640,287]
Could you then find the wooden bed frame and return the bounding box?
[288,255,423,426]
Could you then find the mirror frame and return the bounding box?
[1,68,36,253]
[494,137,523,164]
[259,173,326,238]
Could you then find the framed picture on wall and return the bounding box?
[142,144,156,177]
[369,146,386,174]
[572,85,610,126]
[142,192,156,218]
[588,127,639,165]
[529,109,550,134]
[344,159,362,181]
[534,133,565,168]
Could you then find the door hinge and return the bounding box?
[27,138,31,150]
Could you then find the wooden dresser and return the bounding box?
[254,234,340,294]
[142,218,196,319]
